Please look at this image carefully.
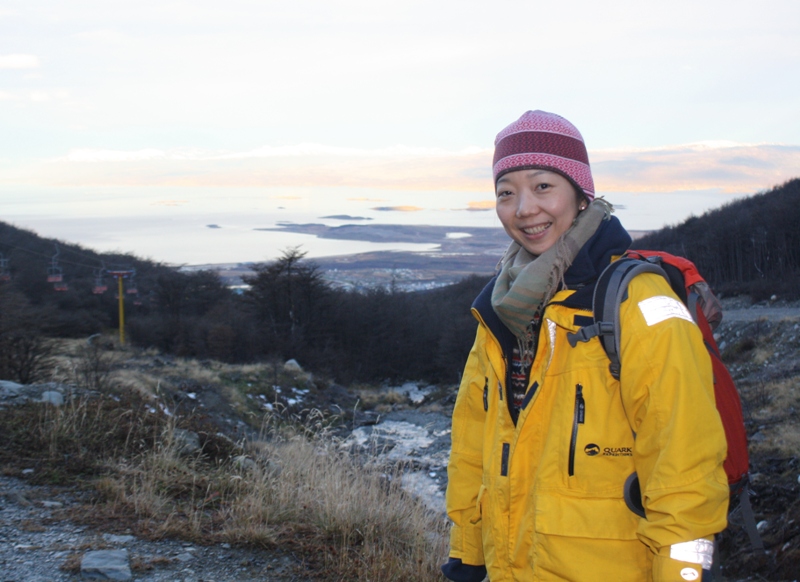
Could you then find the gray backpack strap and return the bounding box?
[737,479,765,552]
[568,257,669,380]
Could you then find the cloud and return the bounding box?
[45,145,493,191]
[64,144,485,161]
[591,143,800,194]
[0,54,40,69]
[465,200,494,211]
[66,148,169,162]
[12,142,797,198]
[150,200,189,206]
[371,206,424,212]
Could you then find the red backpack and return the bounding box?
[567,250,761,550]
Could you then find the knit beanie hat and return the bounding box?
[492,110,595,200]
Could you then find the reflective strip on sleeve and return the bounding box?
[638,296,694,327]
[670,539,714,570]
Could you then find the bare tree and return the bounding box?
[0,289,54,384]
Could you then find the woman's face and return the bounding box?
[495,169,582,256]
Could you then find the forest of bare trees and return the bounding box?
[1,178,798,385]
[635,178,800,299]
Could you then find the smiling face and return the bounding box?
[495,169,584,256]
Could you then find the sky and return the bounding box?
[1,0,799,264]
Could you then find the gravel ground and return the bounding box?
[720,297,800,322]
[722,307,800,322]
[0,476,309,582]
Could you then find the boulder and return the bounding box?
[0,380,24,402]
[40,391,64,406]
[283,359,303,373]
[173,428,201,455]
[81,549,132,580]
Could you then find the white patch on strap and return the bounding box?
[638,296,694,327]
[545,319,557,372]
[671,538,714,570]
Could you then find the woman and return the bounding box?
[442,111,729,582]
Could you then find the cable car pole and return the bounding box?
[107,269,135,345]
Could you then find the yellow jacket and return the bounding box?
[445,272,729,582]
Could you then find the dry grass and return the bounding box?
[746,376,800,456]
[0,394,163,484]
[751,346,775,366]
[2,389,448,581]
[59,553,83,573]
[1,339,449,580]
[94,413,449,580]
[113,368,164,398]
[354,388,407,410]
[758,423,800,456]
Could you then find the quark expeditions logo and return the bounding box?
[603,446,633,457]
[584,444,633,457]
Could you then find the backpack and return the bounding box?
[567,250,763,553]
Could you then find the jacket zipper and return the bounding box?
[483,377,489,411]
[568,383,585,477]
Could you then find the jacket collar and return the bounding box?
[473,215,631,340]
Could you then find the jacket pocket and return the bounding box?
[568,383,585,477]
[535,493,639,539]
[533,493,646,581]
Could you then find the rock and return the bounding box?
[10,491,32,506]
[232,455,257,472]
[81,549,132,580]
[353,410,381,427]
[756,520,769,532]
[173,428,201,455]
[0,380,23,399]
[283,359,303,373]
[40,390,64,406]
[102,534,135,544]
[397,382,432,405]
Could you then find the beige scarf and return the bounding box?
[491,200,612,362]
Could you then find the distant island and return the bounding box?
[256,222,509,247]
[319,215,373,221]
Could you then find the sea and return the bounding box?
[2,185,739,266]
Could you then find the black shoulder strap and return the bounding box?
[567,257,669,379]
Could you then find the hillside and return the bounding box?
[635,178,800,300]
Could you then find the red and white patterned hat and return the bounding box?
[493,110,595,200]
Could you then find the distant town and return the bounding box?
[184,223,652,291]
